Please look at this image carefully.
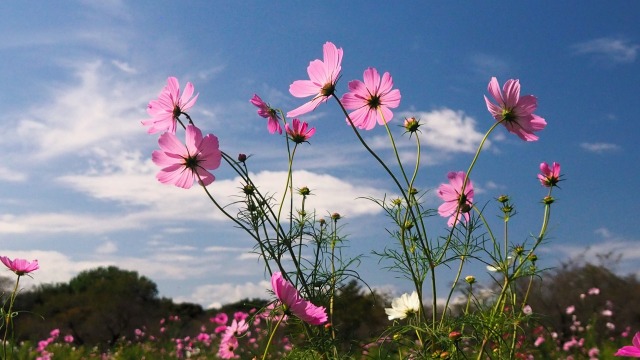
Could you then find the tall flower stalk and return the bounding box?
[0,257,39,359]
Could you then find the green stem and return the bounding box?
[3,275,21,359]
[440,255,466,326]
[330,218,338,358]
[261,310,286,360]
[334,97,432,324]
[276,140,296,236]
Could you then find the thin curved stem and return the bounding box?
[2,275,21,359]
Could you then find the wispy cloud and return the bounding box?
[544,227,640,275]
[470,53,510,77]
[1,239,264,288]
[96,240,118,254]
[111,60,137,74]
[397,109,488,156]
[16,161,387,235]
[580,142,621,154]
[573,37,639,64]
[174,280,271,309]
[0,166,27,182]
[8,60,152,162]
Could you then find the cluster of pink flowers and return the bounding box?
[433,77,552,227]
[526,286,640,359]
[143,77,222,189]
[285,42,401,130]
[35,328,74,360]
[139,41,564,358]
[144,310,291,359]
[251,40,402,145]
[212,308,292,359]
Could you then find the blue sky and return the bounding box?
[1,1,639,308]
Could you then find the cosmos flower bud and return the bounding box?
[243,184,255,195]
[403,117,421,133]
[448,331,462,341]
[514,245,525,256]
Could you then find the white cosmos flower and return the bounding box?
[385,291,420,320]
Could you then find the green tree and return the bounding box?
[15,266,166,348]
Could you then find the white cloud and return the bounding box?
[205,246,254,253]
[0,166,27,182]
[54,150,390,228]
[0,250,112,286]
[96,240,118,254]
[545,228,640,270]
[0,212,143,234]
[398,109,488,155]
[573,37,639,64]
[111,60,137,74]
[368,108,487,167]
[2,152,388,235]
[580,142,621,153]
[9,60,151,162]
[175,280,272,309]
[0,245,263,290]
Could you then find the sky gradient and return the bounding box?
[1,1,639,308]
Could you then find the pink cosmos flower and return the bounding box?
[152,124,222,189]
[250,94,282,134]
[484,77,546,141]
[217,335,239,359]
[233,311,249,322]
[214,325,227,334]
[287,41,343,118]
[142,77,199,134]
[271,272,327,325]
[538,162,561,187]
[223,319,249,340]
[615,332,640,357]
[196,332,211,345]
[588,287,600,295]
[0,256,39,276]
[341,67,401,130]
[285,118,316,143]
[211,313,228,325]
[437,171,474,227]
